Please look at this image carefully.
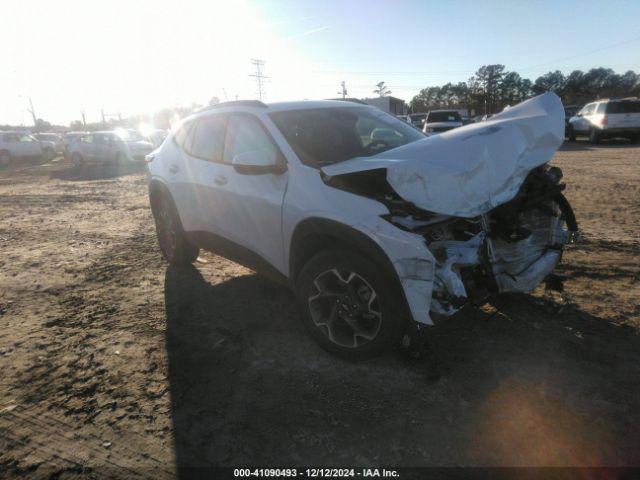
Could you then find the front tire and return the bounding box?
[567,125,576,142]
[152,194,199,265]
[296,250,406,360]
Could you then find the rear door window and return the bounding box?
[173,122,193,149]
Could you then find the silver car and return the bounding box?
[68,130,154,166]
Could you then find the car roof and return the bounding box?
[266,100,364,112]
[196,99,369,115]
[429,109,459,113]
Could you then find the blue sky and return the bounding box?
[256,0,640,90]
[1,0,638,125]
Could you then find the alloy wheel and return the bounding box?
[308,268,382,348]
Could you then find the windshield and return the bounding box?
[409,113,426,122]
[115,129,144,142]
[427,111,462,122]
[269,106,424,167]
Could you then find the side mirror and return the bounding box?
[231,149,286,175]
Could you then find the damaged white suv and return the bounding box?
[147,93,577,359]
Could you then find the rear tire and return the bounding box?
[589,128,601,144]
[152,194,199,265]
[43,148,55,161]
[567,126,576,142]
[296,249,406,360]
[0,151,10,167]
[72,153,84,167]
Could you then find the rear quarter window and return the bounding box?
[606,101,640,114]
[173,122,193,149]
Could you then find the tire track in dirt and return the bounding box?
[0,176,176,477]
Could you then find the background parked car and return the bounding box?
[0,131,47,166]
[68,130,154,166]
[408,113,427,129]
[33,133,63,156]
[62,132,86,160]
[563,105,582,138]
[141,128,168,148]
[422,109,463,133]
[568,98,640,143]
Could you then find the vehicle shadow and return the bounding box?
[50,162,146,181]
[164,264,640,470]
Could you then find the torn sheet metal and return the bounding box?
[322,92,565,218]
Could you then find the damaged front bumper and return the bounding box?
[383,165,578,324]
[332,165,578,326]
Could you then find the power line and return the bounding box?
[515,33,640,71]
[249,59,269,101]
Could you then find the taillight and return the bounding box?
[600,116,608,126]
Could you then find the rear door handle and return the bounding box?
[169,164,179,174]
[213,174,228,186]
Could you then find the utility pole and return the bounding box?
[27,97,37,129]
[249,59,268,101]
[338,81,347,99]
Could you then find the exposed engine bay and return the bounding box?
[322,163,578,318]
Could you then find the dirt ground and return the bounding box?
[0,140,639,478]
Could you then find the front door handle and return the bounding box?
[169,164,179,174]
[213,174,227,186]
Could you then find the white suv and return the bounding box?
[147,93,577,359]
[567,98,640,143]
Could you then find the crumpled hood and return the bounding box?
[321,92,565,217]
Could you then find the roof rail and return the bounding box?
[195,100,268,112]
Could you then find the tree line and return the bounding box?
[409,65,640,115]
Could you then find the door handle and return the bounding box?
[169,164,179,174]
[213,174,228,186]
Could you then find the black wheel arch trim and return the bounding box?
[289,217,411,314]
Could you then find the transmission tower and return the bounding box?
[249,59,268,101]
